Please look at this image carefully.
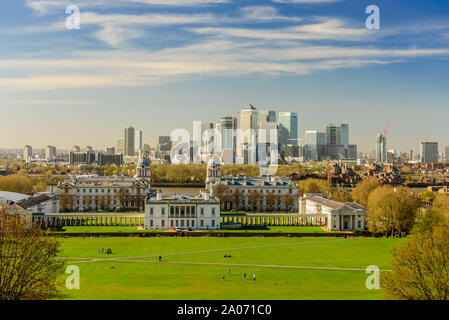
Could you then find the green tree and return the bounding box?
[351,177,381,208]
[382,223,449,300]
[0,209,65,300]
[367,186,421,236]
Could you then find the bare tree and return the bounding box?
[0,208,65,300]
[231,189,243,210]
[248,190,261,212]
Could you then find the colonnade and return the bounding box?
[220,214,328,227]
[32,214,145,227]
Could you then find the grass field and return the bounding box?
[54,226,329,233]
[58,236,401,300]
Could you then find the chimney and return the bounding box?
[203,191,210,201]
[156,190,162,201]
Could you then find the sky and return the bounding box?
[0,0,448,153]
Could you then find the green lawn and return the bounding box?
[58,236,401,300]
[53,226,328,233]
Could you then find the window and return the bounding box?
[212,208,215,215]
[162,220,165,227]
[186,220,190,227]
[150,220,153,227]
[358,221,361,228]
[212,220,215,227]
[170,207,174,214]
[200,220,204,227]
[162,208,165,216]
[176,220,179,227]
[192,220,195,227]
[201,208,204,215]
[192,207,195,214]
[150,208,154,216]
[170,220,174,227]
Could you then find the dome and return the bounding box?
[207,157,221,167]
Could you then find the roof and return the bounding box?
[213,175,296,188]
[16,195,52,209]
[306,195,366,212]
[0,191,30,203]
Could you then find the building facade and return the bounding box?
[145,191,220,230]
[206,158,299,211]
[58,155,151,212]
[300,194,366,231]
[420,142,439,163]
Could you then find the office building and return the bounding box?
[158,136,172,152]
[135,130,143,152]
[105,147,115,155]
[69,151,96,165]
[116,138,125,155]
[304,131,325,161]
[445,146,449,162]
[124,126,135,156]
[72,145,81,152]
[376,133,387,163]
[215,116,237,164]
[45,145,57,160]
[326,123,349,146]
[96,152,123,166]
[23,145,32,163]
[279,112,298,147]
[420,142,439,163]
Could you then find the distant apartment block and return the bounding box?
[420,142,439,163]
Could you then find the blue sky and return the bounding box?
[0,0,448,153]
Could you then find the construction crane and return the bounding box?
[384,120,391,138]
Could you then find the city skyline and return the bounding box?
[1,0,449,151]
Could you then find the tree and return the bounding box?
[328,187,353,202]
[413,208,448,234]
[212,184,229,210]
[351,177,381,208]
[283,194,295,211]
[0,208,65,300]
[248,190,261,212]
[421,191,436,206]
[382,223,449,300]
[0,175,34,194]
[266,192,277,212]
[231,188,243,210]
[367,186,421,236]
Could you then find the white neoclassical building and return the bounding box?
[300,194,366,231]
[145,191,220,230]
[57,154,151,212]
[205,158,299,212]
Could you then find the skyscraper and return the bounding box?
[135,130,143,152]
[326,123,349,146]
[124,126,135,156]
[116,138,125,155]
[445,146,449,162]
[45,145,56,160]
[325,123,353,160]
[23,145,32,163]
[279,112,298,146]
[216,116,237,163]
[304,130,325,161]
[376,133,387,163]
[420,142,438,163]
